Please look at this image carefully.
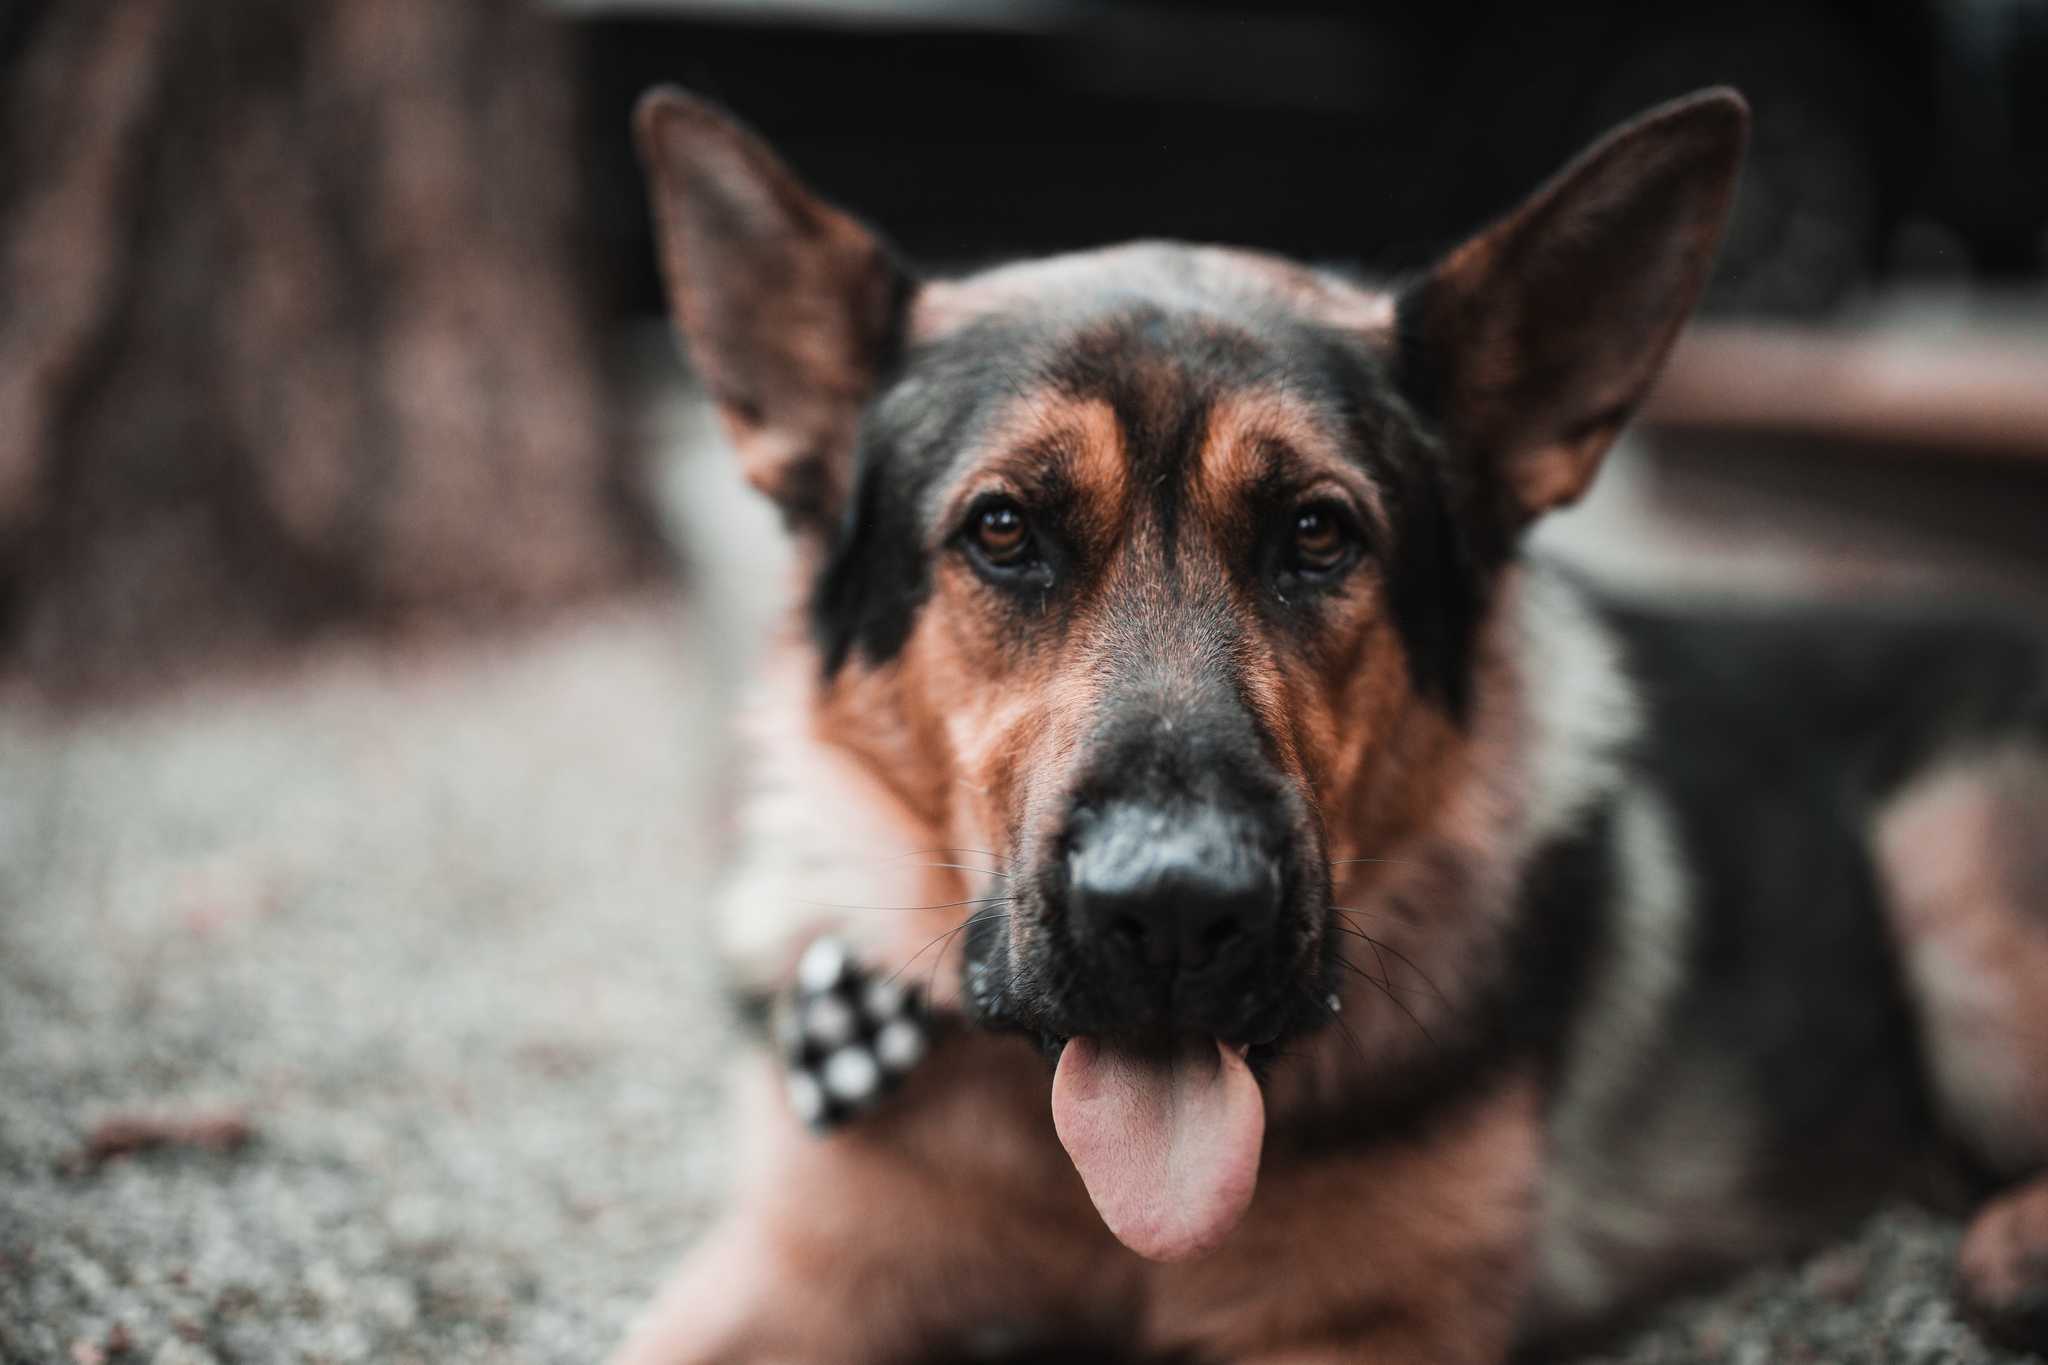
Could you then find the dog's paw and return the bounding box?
[775,936,931,1132]
[1958,1178,2048,1353]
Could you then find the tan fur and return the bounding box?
[1190,390,1390,544]
[616,1040,1541,1364]
[1959,1176,2048,1344]
[799,394,1132,991]
[1187,388,1408,859]
[932,395,1131,567]
[614,1037,1142,1365]
[1874,748,2048,1350]
[637,92,902,535]
[1874,748,2048,1178]
[716,635,957,997]
[1263,566,1634,1121]
[1151,1075,1540,1364]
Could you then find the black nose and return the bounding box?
[1065,803,1280,979]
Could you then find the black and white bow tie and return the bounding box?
[773,935,936,1132]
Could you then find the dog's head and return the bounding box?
[638,88,1745,1259]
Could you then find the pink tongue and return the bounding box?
[1051,1035,1265,1262]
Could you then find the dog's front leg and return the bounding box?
[611,1214,791,1365]
[613,1038,1143,1365]
[1223,1282,1521,1365]
[1147,1075,1539,1365]
[1232,1319,1515,1365]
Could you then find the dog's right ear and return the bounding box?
[635,88,912,537]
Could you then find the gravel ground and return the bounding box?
[0,601,737,1365]
[2,383,2042,1363]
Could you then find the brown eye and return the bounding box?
[972,501,1031,565]
[1290,503,1353,575]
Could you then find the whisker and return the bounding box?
[1303,984,1372,1068]
[1318,925,1400,998]
[1329,909,1451,1009]
[1330,1012,1373,1067]
[1333,951,1436,1046]
[1343,929,1401,1009]
[927,907,1006,1000]
[891,847,1023,868]
[1329,951,1395,995]
[1326,902,1391,921]
[906,863,1013,879]
[795,895,1013,913]
[883,908,1012,989]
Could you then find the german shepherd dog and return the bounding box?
[617,85,2048,1363]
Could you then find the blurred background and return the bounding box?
[2,1,2045,1361]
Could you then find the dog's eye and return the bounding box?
[967,499,1035,568]
[1287,503,1357,577]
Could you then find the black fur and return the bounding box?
[1611,603,2048,1208]
[1271,809,1615,1162]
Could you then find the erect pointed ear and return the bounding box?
[634,87,913,536]
[1399,88,1748,531]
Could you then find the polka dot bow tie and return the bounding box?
[774,936,935,1132]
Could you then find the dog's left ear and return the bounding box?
[1400,88,1748,529]
[635,87,913,537]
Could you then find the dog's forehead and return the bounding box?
[913,242,1395,341]
[880,243,1400,523]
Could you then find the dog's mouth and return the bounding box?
[956,821,1328,1263]
[967,977,1322,1263]
[1050,1032,1265,1262]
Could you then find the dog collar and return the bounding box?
[774,936,935,1132]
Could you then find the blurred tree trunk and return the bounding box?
[0,0,659,695]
